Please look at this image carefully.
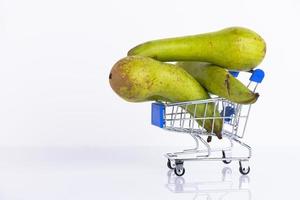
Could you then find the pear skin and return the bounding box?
[128,27,266,71]
[177,61,259,104]
[109,56,223,138]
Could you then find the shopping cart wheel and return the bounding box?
[167,159,175,169]
[174,167,185,176]
[174,160,185,176]
[222,150,232,164]
[239,161,250,175]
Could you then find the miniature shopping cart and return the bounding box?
[151,69,265,176]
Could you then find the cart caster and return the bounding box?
[174,160,185,176]
[239,166,250,175]
[222,150,232,164]
[174,167,185,176]
[167,159,175,169]
[239,161,250,175]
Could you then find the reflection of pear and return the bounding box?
[109,56,222,138]
[177,62,259,104]
[128,27,266,71]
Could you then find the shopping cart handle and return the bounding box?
[151,102,165,128]
[250,69,265,83]
[229,71,239,77]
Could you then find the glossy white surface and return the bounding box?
[0,146,298,199]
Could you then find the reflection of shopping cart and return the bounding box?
[151,69,264,176]
[166,167,251,200]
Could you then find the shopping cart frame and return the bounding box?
[151,69,265,176]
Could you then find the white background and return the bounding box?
[0,0,300,199]
[1,0,299,148]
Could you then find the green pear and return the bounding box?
[128,27,266,71]
[109,56,223,138]
[177,62,259,104]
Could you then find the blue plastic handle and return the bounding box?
[151,103,165,128]
[229,71,239,77]
[250,69,265,83]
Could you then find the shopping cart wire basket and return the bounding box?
[151,69,265,176]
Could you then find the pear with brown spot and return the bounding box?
[109,56,223,138]
[177,61,259,104]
